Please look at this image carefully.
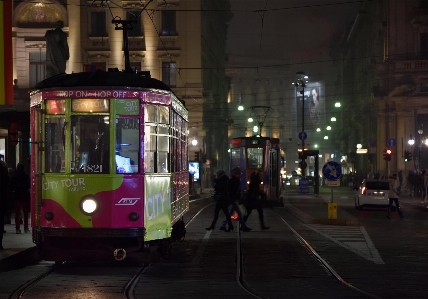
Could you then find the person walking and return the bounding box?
[9,163,31,234]
[244,169,269,230]
[205,169,234,232]
[227,167,251,232]
[387,173,404,219]
[0,161,10,249]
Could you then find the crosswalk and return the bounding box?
[304,224,385,264]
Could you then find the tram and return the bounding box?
[29,70,189,263]
[229,136,282,206]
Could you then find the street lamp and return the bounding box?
[408,134,415,146]
[418,128,423,171]
[294,72,308,175]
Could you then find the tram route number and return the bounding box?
[81,165,103,173]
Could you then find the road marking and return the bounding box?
[304,224,385,264]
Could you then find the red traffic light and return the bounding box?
[383,149,392,161]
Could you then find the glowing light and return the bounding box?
[335,102,341,107]
[248,117,253,122]
[326,126,331,130]
[316,128,321,132]
[82,199,97,214]
[253,125,258,132]
[238,105,244,111]
[191,139,198,146]
[331,117,336,121]
[324,136,328,139]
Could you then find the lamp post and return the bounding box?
[418,129,423,171]
[294,72,308,175]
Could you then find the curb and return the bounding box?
[0,246,42,273]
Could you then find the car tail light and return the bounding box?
[361,187,366,195]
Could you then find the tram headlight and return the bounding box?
[80,195,100,215]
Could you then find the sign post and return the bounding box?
[322,161,342,219]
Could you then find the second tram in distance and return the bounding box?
[229,136,282,206]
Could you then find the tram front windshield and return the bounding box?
[71,115,110,173]
[247,148,263,169]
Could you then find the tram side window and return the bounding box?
[247,148,263,169]
[70,115,110,173]
[158,125,169,173]
[144,104,171,173]
[115,118,139,173]
[45,118,66,173]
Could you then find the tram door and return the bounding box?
[269,148,280,200]
[31,106,43,227]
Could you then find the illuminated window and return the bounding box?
[246,148,263,169]
[144,105,171,173]
[115,118,139,173]
[70,115,110,173]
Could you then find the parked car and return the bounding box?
[355,179,390,210]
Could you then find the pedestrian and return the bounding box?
[4,168,15,226]
[9,163,31,234]
[0,161,10,249]
[387,173,404,219]
[244,169,269,230]
[205,169,234,232]
[227,167,251,232]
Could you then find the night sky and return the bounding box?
[226,0,362,80]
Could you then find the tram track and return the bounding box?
[230,207,383,299]
[7,261,149,299]
[6,196,384,299]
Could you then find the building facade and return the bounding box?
[331,0,428,179]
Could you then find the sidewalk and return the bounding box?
[0,216,39,272]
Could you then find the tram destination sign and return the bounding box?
[72,99,109,112]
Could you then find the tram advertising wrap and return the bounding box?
[29,71,189,264]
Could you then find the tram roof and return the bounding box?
[32,70,172,92]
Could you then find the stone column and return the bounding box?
[67,0,81,73]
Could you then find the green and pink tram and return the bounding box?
[29,70,189,263]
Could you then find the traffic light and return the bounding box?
[404,150,413,162]
[194,152,200,161]
[383,149,392,161]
